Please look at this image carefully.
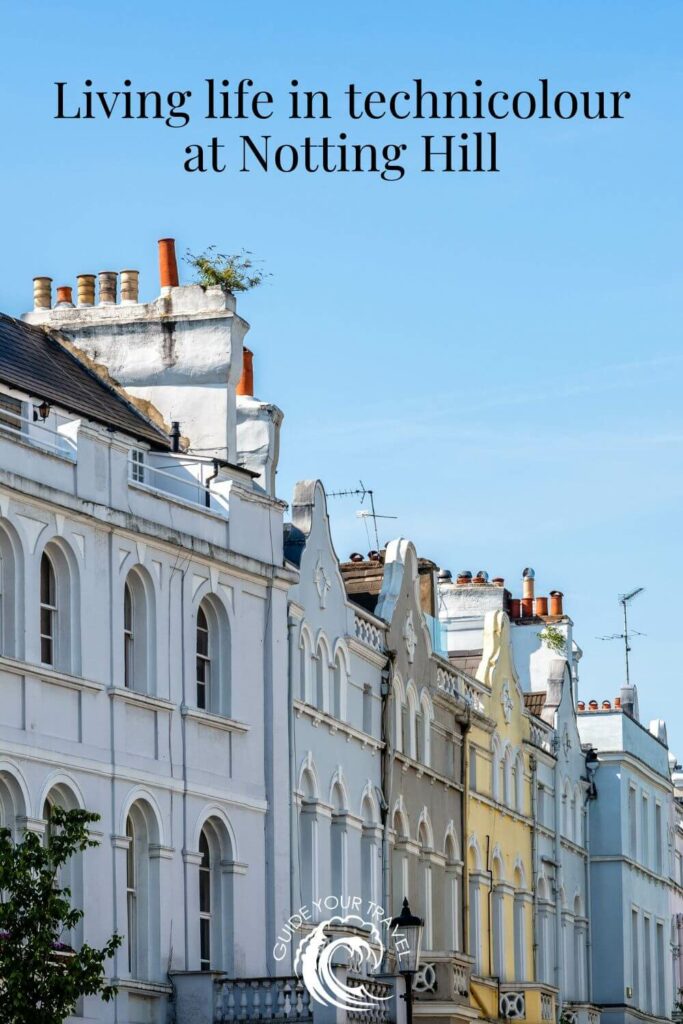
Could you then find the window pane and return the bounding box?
[200,918,211,969]
[41,634,53,665]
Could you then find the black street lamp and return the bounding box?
[390,899,424,1024]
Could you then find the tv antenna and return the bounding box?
[596,587,645,687]
[326,480,397,551]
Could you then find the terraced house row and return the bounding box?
[0,240,680,1024]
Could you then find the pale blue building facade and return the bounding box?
[578,692,674,1024]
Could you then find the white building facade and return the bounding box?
[0,247,295,1024]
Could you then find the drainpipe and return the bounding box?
[205,459,219,509]
[381,650,396,967]
[287,612,298,972]
[584,755,599,1004]
[461,706,471,956]
[554,743,563,1020]
[530,754,539,982]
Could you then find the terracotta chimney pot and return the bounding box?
[588,699,599,712]
[614,697,622,709]
[522,567,535,600]
[120,269,140,304]
[237,347,254,397]
[509,598,521,619]
[98,271,118,305]
[577,700,586,711]
[535,596,549,616]
[33,276,52,310]
[55,286,74,308]
[77,274,96,307]
[158,238,179,291]
[521,597,534,618]
[602,700,611,710]
[492,577,505,587]
[549,590,564,616]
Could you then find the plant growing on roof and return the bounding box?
[0,806,121,1024]
[184,247,270,292]
[538,624,567,655]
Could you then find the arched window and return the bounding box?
[562,780,572,839]
[43,784,83,948]
[195,596,231,716]
[123,568,155,694]
[515,753,525,813]
[491,736,501,802]
[196,606,210,709]
[315,640,330,712]
[199,831,211,970]
[574,785,583,845]
[125,802,160,981]
[502,747,513,808]
[420,694,433,768]
[513,867,527,981]
[331,651,347,721]
[492,856,506,978]
[0,523,20,658]
[39,541,80,673]
[418,822,433,950]
[468,842,482,973]
[197,818,234,972]
[330,783,347,898]
[299,767,319,913]
[40,552,56,665]
[392,680,404,753]
[299,627,312,704]
[392,808,410,911]
[361,795,379,908]
[0,770,26,839]
[406,686,418,759]
[444,833,461,951]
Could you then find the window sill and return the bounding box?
[0,654,104,693]
[180,705,248,734]
[107,686,175,713]
[110,977,173,995]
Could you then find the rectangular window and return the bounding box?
[537,784,545,827]
[628,786,637,859]
[130,449,145,483]
[654,803,662,874]
[643,915,652,1013]
[0,393,22,433]
[631,909,639,1004]
[641,796,649,867]
[656,922,665,1015]
[469,747,477,792]
[362,684,372,734]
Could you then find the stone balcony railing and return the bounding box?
[563,1003,601,1024]
[412,951,473,1006]
[498,982,557,1023]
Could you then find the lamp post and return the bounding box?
[390,899,424,1024]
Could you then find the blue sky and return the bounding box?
[1,1,682,752]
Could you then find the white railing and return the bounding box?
[0,409,77,461]
[215,978,312,1022]
[354,613,386,653]
[346,977,392,1024]
[129,455,229,517]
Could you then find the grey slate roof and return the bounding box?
[0,314,170,449]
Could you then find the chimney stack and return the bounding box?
[158,238,179,291]
[33,276,52,310]
[55,286,74,308]
[98,271,118,305]
[549,590,564,616]
[77,274,96,307]
[237,347,254,396]
[120,269,140,304]
[521,567,535,617]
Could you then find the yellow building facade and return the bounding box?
[460,610,556,1024]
